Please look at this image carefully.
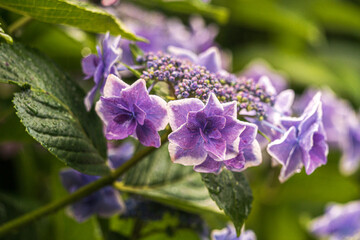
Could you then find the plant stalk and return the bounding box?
[0,131,169,237]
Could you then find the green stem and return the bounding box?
[8,16,32,34]
[0,131,170,237]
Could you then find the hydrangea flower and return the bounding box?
[168,46,222,73]
[95,74,168,148]
[211,224,256,240]
[293,88,360,175]
[60,169,124,222]
[82,33,121,111]
[267,92,328,182]
[108,141,135,169]
[310,201,360,240]
[167,93,261,173]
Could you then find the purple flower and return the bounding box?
[167,93,262,173]
[168,46,223,73]
[95,74,168,148]
[60,169,124,222]
[82,32,121,111]
[241,61,287,94]
[116,4,219,64]
[267,92,328,182]
[211,224,256,240]
[108,141,135,169]
[294,88,360,175]
[310,201,360,240]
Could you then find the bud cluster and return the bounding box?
[138,52,274,118]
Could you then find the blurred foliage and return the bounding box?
[0,0,360,239]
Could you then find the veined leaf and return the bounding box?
[0,43,109,175]
[0,0,143,41]
[201,171,253,235]
[115,143,224,216]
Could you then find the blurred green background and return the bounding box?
[1,0,360,239]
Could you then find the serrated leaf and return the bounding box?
[0,43,109,175]
[114,143,224,216]
[0,0,143,41]
[201,171,253,235]
[0,26,12,44]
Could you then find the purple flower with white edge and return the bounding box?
[108,141,135,169]
[241,61,287,94]
[211,224,256,240]
[96,74,168,148]
[60,169,124,222]
[267,92,328,182]
[167,93,261,173]
[82,32,121,111]
[168,46,222,73]
[310,201,360,240]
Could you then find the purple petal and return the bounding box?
[222,101,237,118]
[120,79,151,109]
[203,138,226,160]
[168,142,207,166]
[108,142,135,169]
[274,89,295,114]
[224,153,245,172]
[267,127,302,182]
[84,84,99,111]
[220,117,246,142]
[303,132,328,174]
[96,188,125,217]
[106,118,137,140]
[133,104,146,125]
[203,93,223,116]
[267,127,297,165]
[197,47,222,73]
[167,46,198,63]
[82,54,99,78]
[193,155,222,173]
[135,119,161,148]
[242,140,262,169]
[239,122,258,147]
[167,98,204,130]
[145,95,168,131]
[103,74,129,97]
[168,124,200,150]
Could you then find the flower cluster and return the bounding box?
[139,52,274,119]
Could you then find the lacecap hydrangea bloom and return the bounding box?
[95,74,168,148]
[267,92,328,182]
[60,169,125,222]
[309,201,360,240]
[82,32,121,111]
[167,93,261,173]
[211,224,256,240]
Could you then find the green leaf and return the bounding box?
[0,43,109,175]
[0,0,144,41]
[132,0,229,24]
[201,171,253,235]
[115,143,224,216]
[0,25,12,44]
